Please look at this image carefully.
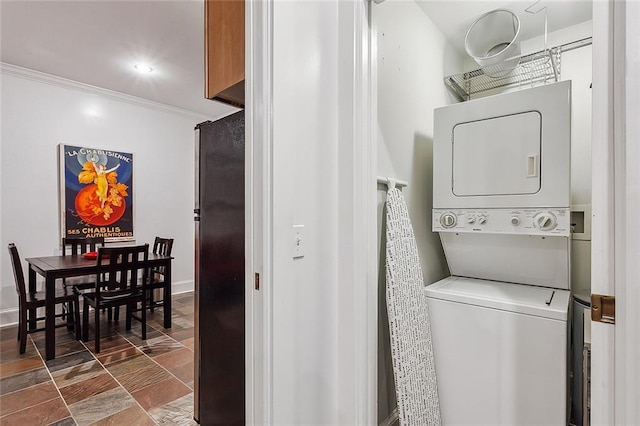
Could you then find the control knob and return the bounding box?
[440,212,457,228]
[511,216,520,226]
[477,215,487,225]
[534,212,558,231]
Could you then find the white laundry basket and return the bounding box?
[465,9,521,78]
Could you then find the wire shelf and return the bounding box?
[444,47,561,101]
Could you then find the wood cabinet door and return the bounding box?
[205,0,244,107]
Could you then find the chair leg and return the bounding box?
[149,289,154,312]
[141,298,147,341]
[73,299,81,341]
[66,302,74,331]
[19,307,27,354]
[94,304,100,353]
[82,299,89,342]
[125,303,132,331]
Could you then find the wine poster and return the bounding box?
[59,144,134,241]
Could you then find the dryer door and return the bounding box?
[453,111,541,197]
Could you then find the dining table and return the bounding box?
[25,252,173,360]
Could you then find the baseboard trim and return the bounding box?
[0,308,19,328]
[380,408,399,426]
[171,280,194,295]
[0,280,194,328]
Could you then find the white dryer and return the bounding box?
[428,81,572,424]
[432,80,572,289]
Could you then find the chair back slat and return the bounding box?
[95,244,149,301]
[152,237,173,276]
[7,244,27,303]
[62,237,105,256]
[153,237,174,257]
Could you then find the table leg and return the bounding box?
[45,276,56,360]
[163,260,172,329]
[28,267,37,331]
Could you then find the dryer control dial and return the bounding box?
[440,212,457,228]
[534,212,558,231]
[477,215,487,225]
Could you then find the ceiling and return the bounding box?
[0,0,235,118]
[416,0,592,56]
[1,1,591,117]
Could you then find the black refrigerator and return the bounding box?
[194,111,245,425]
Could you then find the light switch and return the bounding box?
[293,225,305,258]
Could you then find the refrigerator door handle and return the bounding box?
[194,126,201,212]
[194,204,201,421]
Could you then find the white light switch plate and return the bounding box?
[293,225,305,258]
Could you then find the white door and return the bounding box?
[591,1,640,425]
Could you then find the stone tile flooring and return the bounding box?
[0,293,196,425]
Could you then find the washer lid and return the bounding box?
[425,276,570,320]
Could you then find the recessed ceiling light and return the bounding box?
[134,63,154,74]
[84,107,101,117]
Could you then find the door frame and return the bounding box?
[245,1,273,424]
[592,0,640,424]
[590,1,615,423]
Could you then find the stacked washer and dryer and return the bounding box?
[427,80,572,425]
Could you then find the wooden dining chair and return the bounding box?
[61,237,107,319]
[8,243,81,354]
[80,244,149,353]
[145,237,174,313]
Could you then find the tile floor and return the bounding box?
[0,293,196,426]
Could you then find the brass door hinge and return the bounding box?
[255,273,260,291]
[591,294,615,324]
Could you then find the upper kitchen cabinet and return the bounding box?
[205,0,244,107]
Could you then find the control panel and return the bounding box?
[433,208,571,237]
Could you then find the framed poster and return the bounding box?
[59,144,134,241]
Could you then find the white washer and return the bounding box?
[426,276,570,425]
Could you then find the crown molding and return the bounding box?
[1,62,219,121]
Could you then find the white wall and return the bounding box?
[271,2,341,424]
[374,0,463,423]
[264,0,379,423]
[0,65,212,325]
[375,0,460,297]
